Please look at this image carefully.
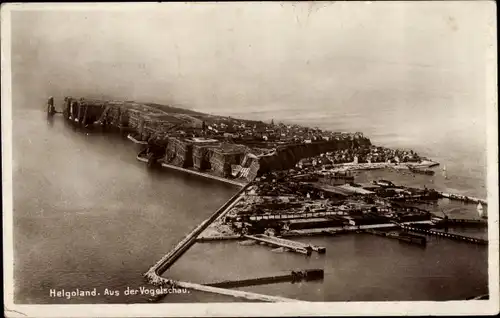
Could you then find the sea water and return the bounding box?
[11,101,488,303]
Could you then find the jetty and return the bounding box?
[136,154,246,187]
[144,184,249,283]
[439,192,487,205]
[205,269,324,289]
[243,234,326,255]
[398,224,488,245]
[161,163,247,187]
[141,184,307,302]
[196,235,243,242]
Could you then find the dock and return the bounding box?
[243,234,326,255]
[205,269,324,289]
[398,224,488,245]
[196,235,243,242]
[259,220,435,238]
[245,211,346,222]
[439,192,487,205]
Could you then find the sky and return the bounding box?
[6,1,495,127]
[3,1,496,196]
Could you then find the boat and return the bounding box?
[373,179,395,187]
[411,160,440,169]
[427,162,440,168]
[442,165,448,179]
[408,165,435,175]
[390,231,427,246]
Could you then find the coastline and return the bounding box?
[136,154,246,187]
[49,97,489,302]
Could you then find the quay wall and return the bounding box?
[400,224,488,245]
[439,192,487,205]
[145,184,250,284]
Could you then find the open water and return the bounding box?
[11,102,489,303]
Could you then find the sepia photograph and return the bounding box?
[2,1,498,317]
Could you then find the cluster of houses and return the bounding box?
[199,117,367,147]
[296,145,424,170]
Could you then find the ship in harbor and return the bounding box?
[407,165,435,176]
[442,165,448,179]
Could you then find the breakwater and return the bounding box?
[243,234,326,255]
[400,224,488,245]
[439,192,488,205]
[161,162,247,187]
[206,269,324,289]
[136,154,247,187]
[144,184,250,284]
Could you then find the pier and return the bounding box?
[243,234,325,255]
[206,269,324,289]
[399,224,488,245]
[245,211,345,222]
[439,192,487,205]
[196,235,243,242]
[144,184,249,284]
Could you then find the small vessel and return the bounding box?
[374,179,395,187]
[408,165,435,175]
[477,202,486,219]
[442,165,448,179]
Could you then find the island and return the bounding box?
[49,96,488,302]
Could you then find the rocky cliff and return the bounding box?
[254,137,372,176]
